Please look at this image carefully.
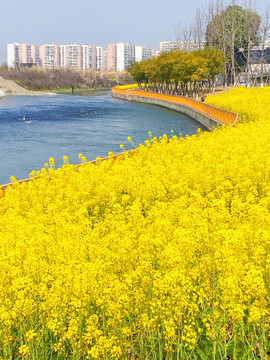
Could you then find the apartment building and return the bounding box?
[90,46,97,70]
[39,44,60,69]
[81,45,97,69]
[66,44,82,69]
[82,45,90,69]
[103,50,108,71]
[135,45,152,62]
[159,40,204,53]
[19,43,29,64]
[59,45,67,68]
[107,43,117,71]
[7,43,19,69]
[159,41,179,52]
[107,42,156,71]
[96,46,104,70]
[116,42,135,71]
[7,43,38,68]
[6,41,156,71]
[33,45,40,66]
[151,49,159,58]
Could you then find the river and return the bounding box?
[0,91,205,184]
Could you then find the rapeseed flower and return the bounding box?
[1,86,270,358]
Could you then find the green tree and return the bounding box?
[127,61,147,86]
[170,51,189,94]
[206,5,261,84]
[193,48,224,86]
[127,49,223,95]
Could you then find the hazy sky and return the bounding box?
[0,0,269,63]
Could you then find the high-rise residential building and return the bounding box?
[7,42,155,70]
[135,45,152,62]
[96,46,104,70]
[31,45,38,64]
[108,43,155,71]
[7,43,19,69]
[82,45,90,69]
[90,46,97,69]
[151,49,159,58]
[104,50,108,71]
[81,45,98,70]
[34,45,40,66]
[39,44,60,69]
[116,42,135,71]
[107,43,117,71]
[159,40,204,53]
[7,43,38,68]
[135,45,143,62]
[116,43,125,71]
[59,45,67,68]
[66,44,82,69]
[19,43,28,64]
[159,41,179,52]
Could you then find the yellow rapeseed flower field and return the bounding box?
[1,86,270,359]
[205,85,270,123]
[115,84,145,90]
[115,84,138,90]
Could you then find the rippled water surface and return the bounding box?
[0,91,205,184]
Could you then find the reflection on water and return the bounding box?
[0,93,206,184]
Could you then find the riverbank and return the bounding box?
[51,87,112,95]
[0,68,133,95]
[1,86,270,359]
[0,76,114,96]
[0,76,53,96]
[0,93,201,184]
[112,88,238,129]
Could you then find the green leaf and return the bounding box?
[196,348,207,360]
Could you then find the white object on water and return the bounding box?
[25,121,32,124]
[23,116,26,120]
[0,88,5,96]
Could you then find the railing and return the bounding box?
[0,151,133,198]
[112,88,238,126]
[112,88,129,97]
[112,88,129,96]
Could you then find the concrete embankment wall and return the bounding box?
[128,94,220,130]
[112,89,238,130]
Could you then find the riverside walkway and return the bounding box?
[112,88,238,129]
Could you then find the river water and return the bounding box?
[0,91,205,184]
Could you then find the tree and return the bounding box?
[127,48,224,96]
[127,61,147,85]
[206,4,261,84]
[193,8,206,50]
[260,7,270,85]
[170,51,190,94]
[193,48,224,87]
[245,2,261,83]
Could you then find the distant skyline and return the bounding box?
[1,0,269,64]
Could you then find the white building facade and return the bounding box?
[96,46,104,70]
[116,42,135,71]
[135,45,152,62]
[159,41,204,53]
[7,43,19,69]
[59,45,67,68]
[6,42,157,70]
